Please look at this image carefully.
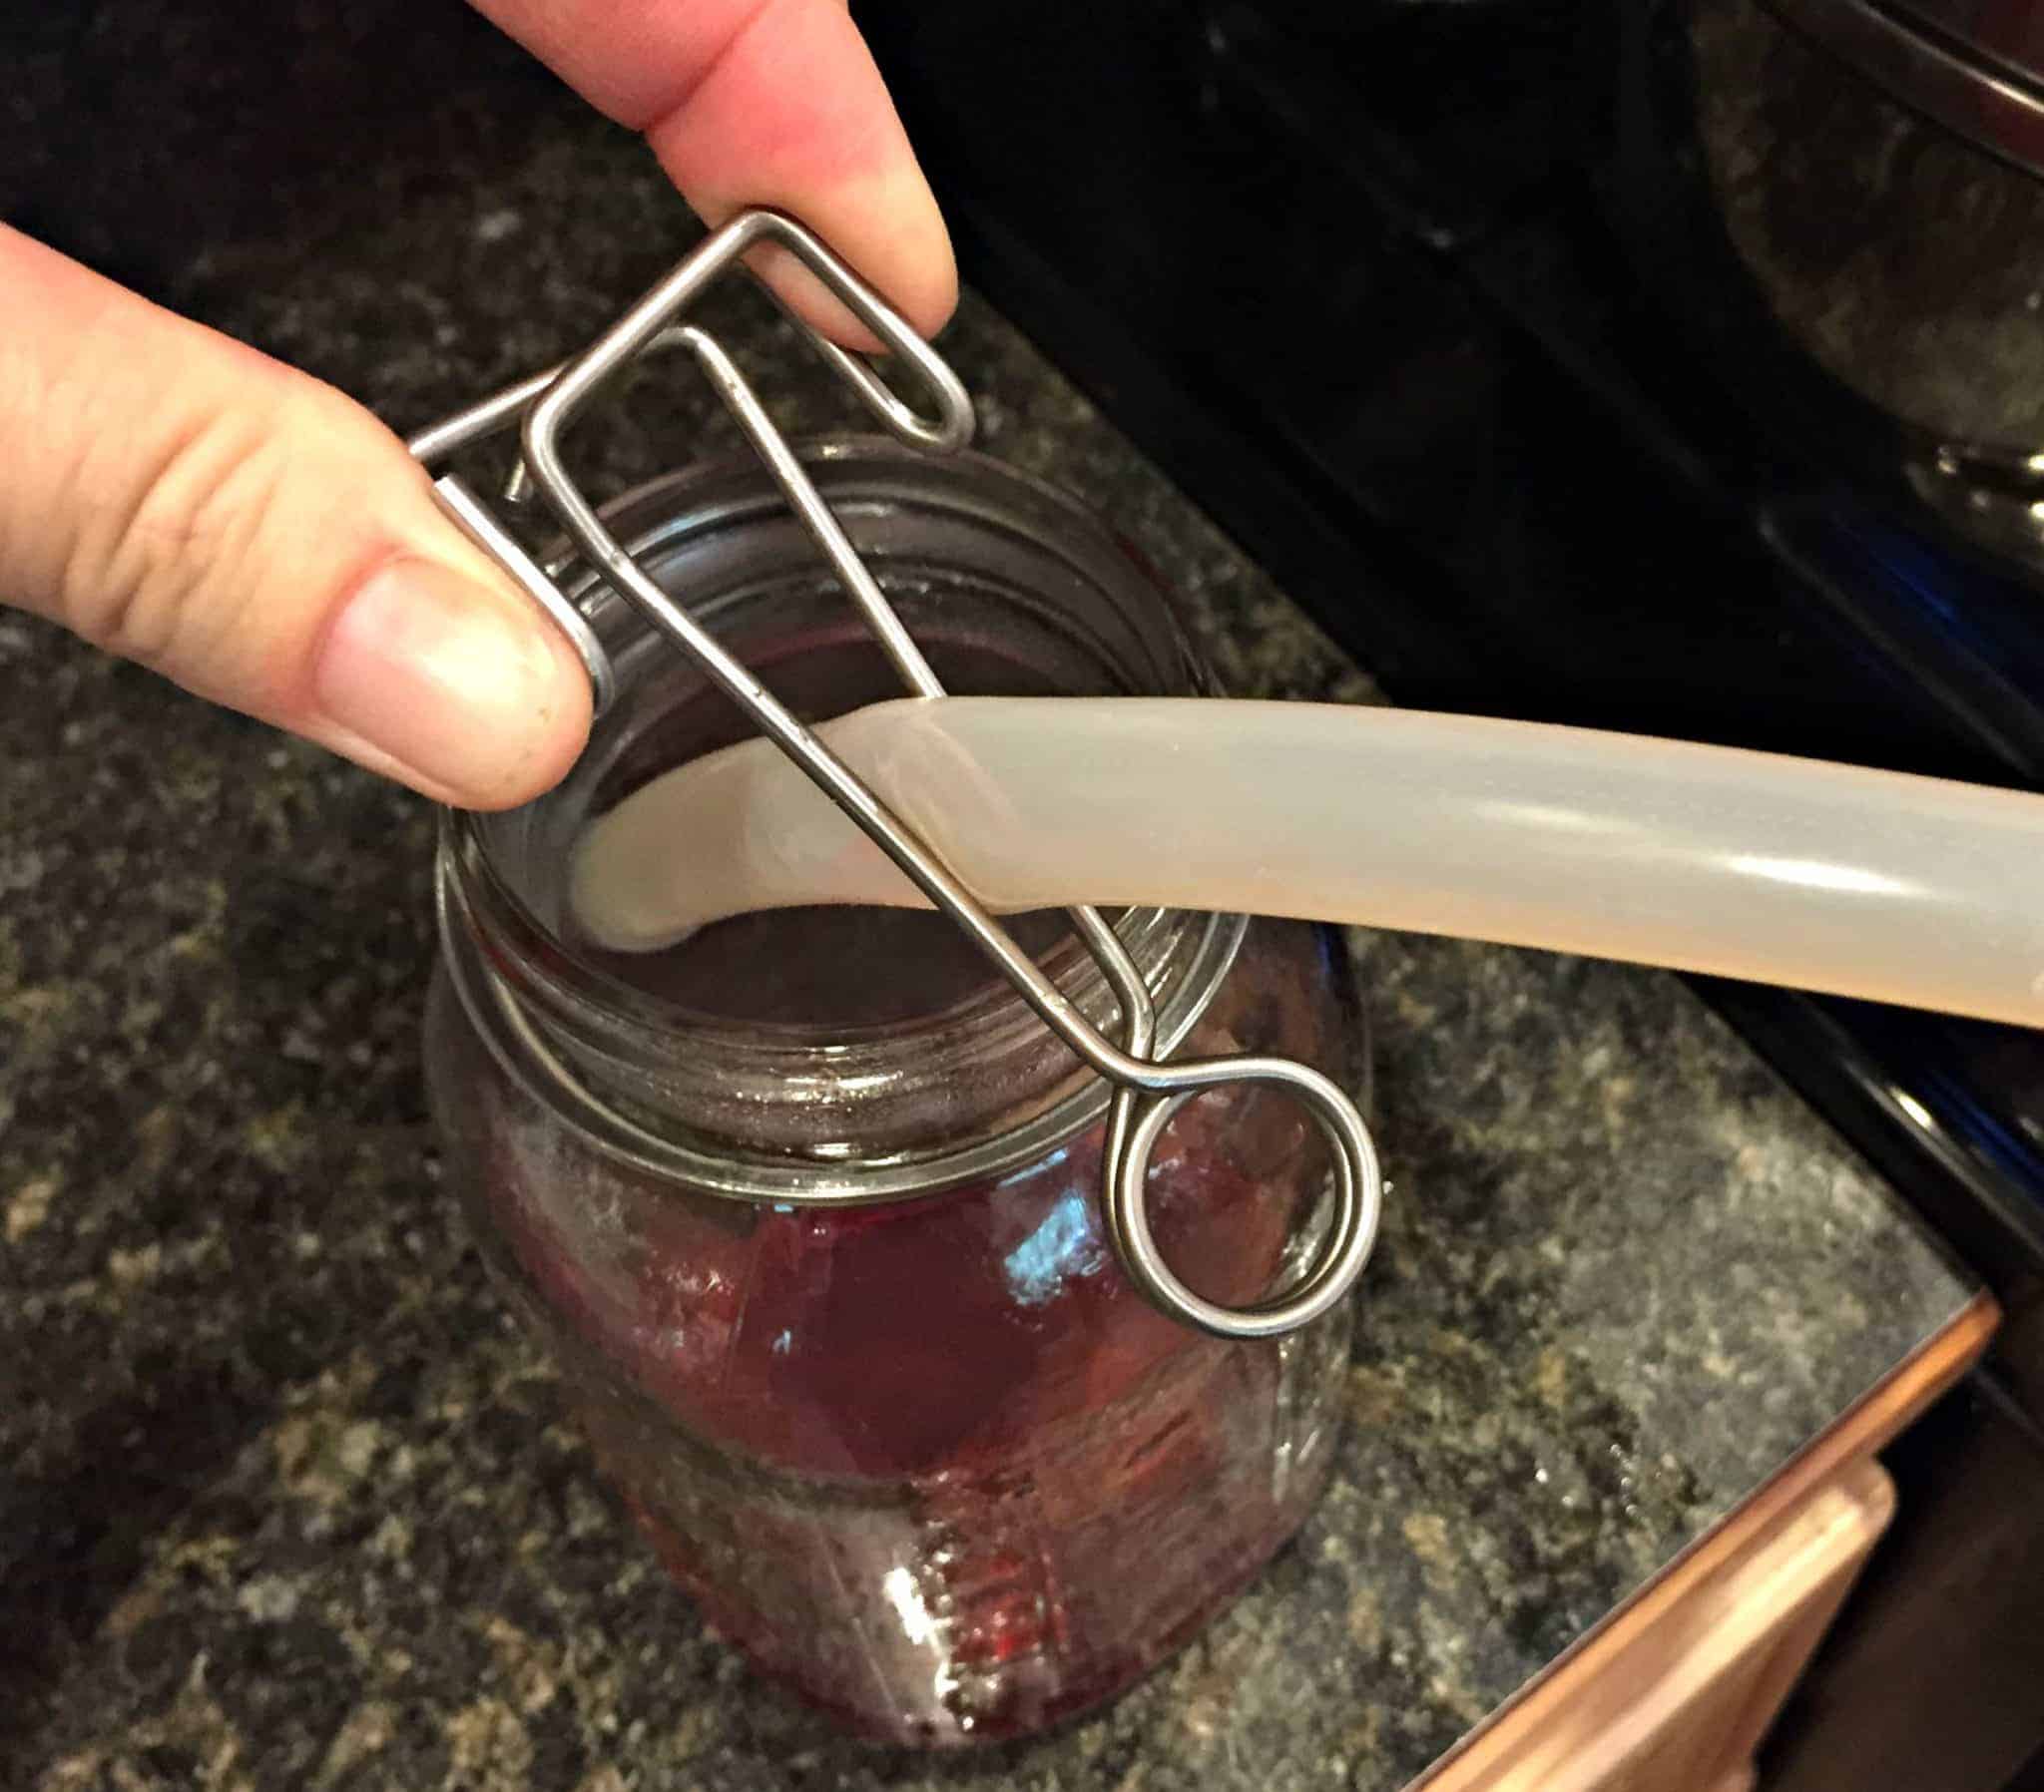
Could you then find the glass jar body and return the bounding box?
[426,917,1358,1745]
[421,441,1367,1744]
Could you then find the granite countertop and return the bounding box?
[0,8,1979,1790]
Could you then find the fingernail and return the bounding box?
[314,558,581,804]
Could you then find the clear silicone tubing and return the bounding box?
[571,697,2044,1030]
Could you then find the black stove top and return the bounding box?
[865,0,2044,1299]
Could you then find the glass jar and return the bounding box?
[424,441,1367,1745]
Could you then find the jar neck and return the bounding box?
[436,441,1244,1202]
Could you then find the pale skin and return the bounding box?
[0,0,954,810]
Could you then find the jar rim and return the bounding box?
[437,439,1249,1203]
[438,856,1249,1204]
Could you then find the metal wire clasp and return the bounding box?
[407,209,1381,1340]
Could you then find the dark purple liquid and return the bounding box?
[452,625,1348,1743]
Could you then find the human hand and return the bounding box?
[0,0,954,810]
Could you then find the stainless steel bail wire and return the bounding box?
[405,208,1382,1339]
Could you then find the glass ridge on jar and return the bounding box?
[424,440,1368,1746]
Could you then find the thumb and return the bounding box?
[0,225,590,810]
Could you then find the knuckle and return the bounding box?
[60,394,291,672]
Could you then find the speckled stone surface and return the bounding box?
[1,7,1978,1790]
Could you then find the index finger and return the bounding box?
[469,0,956,343]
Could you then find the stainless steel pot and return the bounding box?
[1766,0,2044,178]
[1619,0,2044,570]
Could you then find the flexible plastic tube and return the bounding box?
[570,697,2044,1028]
